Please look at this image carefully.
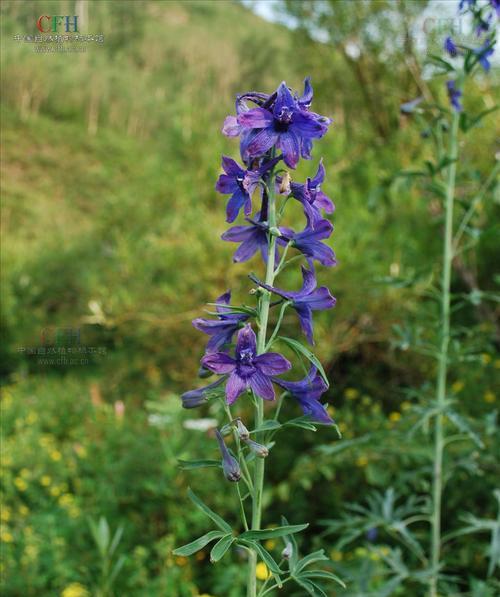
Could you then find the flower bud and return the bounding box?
[278,171,291,195]
[244,438,269,458]
[198,365,213,379]
[236,419,250,441]
[281,542,293,560]
[215,429,241,482]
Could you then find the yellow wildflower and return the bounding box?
[451,381,464,393]
[1,530,14,543]
[41,475,52,487]
[256,562,270,580]
[26,412,38,424]
[14,477,28,492]
[484,391,495,404]
[175,556,188,567]
[481,353,492,365]
[361,395,372,406]
[330,549,343,562]
[1,507,11,522]
[50,450,62,462]
[356,455,369,467]
[345,388,359,400]
[20,468,30,479]
[58,494,75,508]
[50,486,62,497]
[401,401,412,411]
[264,539,276,550]
[389,412,401,423]
[61,583,89,597]
[494,359,500,369]
[19,505,29,517]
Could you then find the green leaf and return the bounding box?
[210,534,234,563]
[187,488,232,533]
[295,577,328,597]
[446,409,484,449]
[427,54,455,72]
[295,549,328,574]
[173,530,225,556]
[283,416,318,432]
[239,523,309,541]
[178,459,221,470]
[301,570,346,588]
[252,419,282,433]
[281,515,299,570]
[239,539,283,575]
[278,337,329,386]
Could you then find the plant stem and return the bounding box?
[247,175,278,597]
[429,107,459,597]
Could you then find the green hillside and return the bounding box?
[1,1,498,596]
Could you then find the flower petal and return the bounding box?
[292,111,327,137]
[222,115,240,137]
[221,155,245,177]
[226,371,248,405]
[235,324,257,356]
[216,174,239,195]
[301,287,336,311]
[295,304,314,344]
[221,225,254,242]
[237,107,274,129]
[277,131,300,169]
[233,235,260,262]
[249,371,275,401]
[247,127,279,157]
[201,352,236,374]
[226,189,248,223]
[254,352,292,375]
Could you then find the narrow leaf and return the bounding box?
[240,523,308,541]
[173,530,225,556]
[301,570,346,588]
[239,539,284,575]
[295,549,328,574]
[178,459,221,470]
[278,337,329,386]
[210,534,234,563]
[187,488,231,533]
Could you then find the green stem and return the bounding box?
[247,175,278,597]
[429,107,459,597]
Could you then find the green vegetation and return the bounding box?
[1,1,498,595]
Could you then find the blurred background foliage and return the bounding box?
[0,0,498,595]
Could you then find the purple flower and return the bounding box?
[476,14,493,36]
[237,81,330,169]
[192,291,250,353]
[215,429,241,482]
[474,41,494,71]
[201,324,291,404]
[287,159,335,224]
[181,377,226,409]
[446,80,462,112]
[221,215,280,264]
[215,156,281,223]
[444,36,458,57]
[281,216,336,268]
[491,0,500,18]
[273,366,333,425]
[400,97,423,114]
[250,267,336,344]
[458,0,476,11]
